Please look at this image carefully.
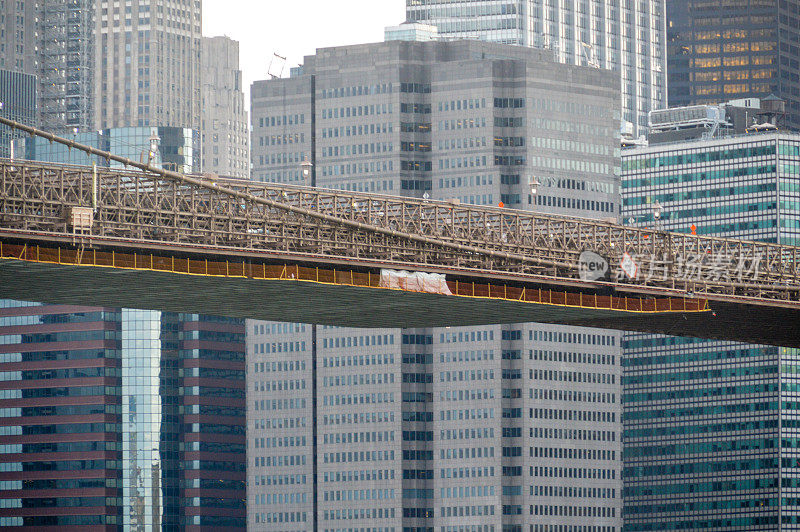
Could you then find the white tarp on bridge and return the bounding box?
[379,269,452,296]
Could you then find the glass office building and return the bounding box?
[621,132,800,530]
[13,126,196,174]
[405,0,666,135]
[666,0,800,130]
[0,69,36,158]
[0,302,246,531]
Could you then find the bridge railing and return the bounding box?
[1,157,798,307]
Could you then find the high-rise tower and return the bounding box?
[248,39,623,531]
[201,36,249,178]
[95,0,202,132]
[405,0,666,136]
[621,121,800,529]
[666,0,800,130]
[0,303,247,531]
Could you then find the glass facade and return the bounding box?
[0,302,246,531]
[667,0,800,130]
[0,69,36,158]
[14,126,196,174]
[621,132,800,530]
[622,133,800,244]
[406,0,666,135]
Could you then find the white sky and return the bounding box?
[203,0,407,107]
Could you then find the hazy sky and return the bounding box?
[203,0,407,105]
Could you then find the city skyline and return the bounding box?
[203,0,406,107]
[1,1,799,531]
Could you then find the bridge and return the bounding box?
[1,117,799,347]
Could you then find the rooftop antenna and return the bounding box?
[268,52,287,80]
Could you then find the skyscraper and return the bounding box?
[0,1,203,136]
[201,36,249,178]
[95,0,202,132]
[621,125,800,529]
[37,0,96,133]
[405,0,666,135]
[0,302,247,531]
[248,39,623,531]
[0,0,36,74]
[666,0,800,130]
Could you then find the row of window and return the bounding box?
[323,488,395,502]
[531,408,617,423]
[623,142,776,171]
[323,372,394,387]
[322,104,392,120]
[532,426,617,443]
[532,387,616,405]
[323,430,394,445]
[322,411,395,426]
[254,474,307,486]
[253,378,306,392]
[323,449,395,464]
[531,368,616,385]
[323,392,394,406]
[323,469,395,483]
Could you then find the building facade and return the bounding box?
[621,132,800,529]
[0,69,36,157]
[37,0,96,133]
[0,302,246,531]
[666,0,800,131]
[95,0,202,133]
[404,0,666,135]
[200,36,249,178]
[252,40,620,216]
[248,39,624,531]
[0,0,203,136]
[13,126,197,174]
[0,0,36,74]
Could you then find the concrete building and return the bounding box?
[252,40,620,216]
[0,302,247,531]
[201,36,249,178]
[95,0,202,133]
[0,69,36,157]
[0,0,36,74]
[404,0,666,136]
[248,39,623,531]
[621,129,800,529]
[666,0,800,130]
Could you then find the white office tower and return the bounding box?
[405,0,666,135]
[201,36,250,178]
[247,40,623,532]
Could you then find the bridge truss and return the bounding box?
[0,117,798,313]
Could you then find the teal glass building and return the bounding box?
[621,131,800,530]
[12,126,196,174]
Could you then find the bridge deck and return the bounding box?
[2,238,798,347]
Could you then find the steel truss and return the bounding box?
[0,116,798,309]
